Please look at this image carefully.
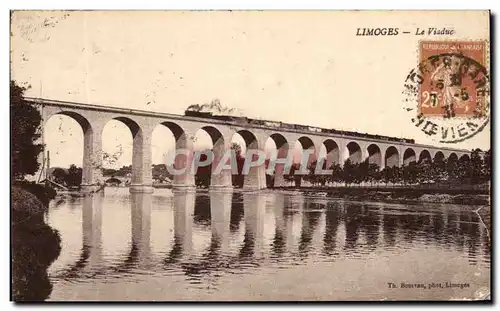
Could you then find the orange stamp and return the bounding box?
[418,40,488,118]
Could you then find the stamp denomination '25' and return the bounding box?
[403,40,490,143]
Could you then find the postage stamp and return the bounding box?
[403,40,490,143]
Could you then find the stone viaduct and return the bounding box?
[29,97,472,193]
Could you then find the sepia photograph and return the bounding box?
[10,10,491,302]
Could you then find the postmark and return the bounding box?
[402,40,490,143]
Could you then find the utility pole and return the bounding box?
[46,150,51,181]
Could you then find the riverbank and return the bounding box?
[11,186,61,301]
[273,186,490,206]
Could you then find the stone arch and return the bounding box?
[109,117,147,187]
[434,151,445,163]
[448,152,458,162]
[201,125,224,144]
[459,154,471,162]
[385,146,400,168]
[269,133,288,150]
[296,136,317,167]
[323,139,340,168]
[159,121,185,141]
[154,121,191,188]
[237,129,259,148]
[53,111,92,132]
[346,141,362,164]
[200,125,230,188]
[113,117,141,137]
[367,144,382,168]
[433,151,446,171]
[232,129,264,190]
[418,149,432,163]
[297,136,315,150]
[403,148,417,166]
[267,133,290,188]
[45,111,97,186]
[446,153,459,172]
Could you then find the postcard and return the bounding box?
[10,10,490,302]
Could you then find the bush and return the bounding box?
[11,221,61,301]
[11,187,61,301]
[14,182,56,208]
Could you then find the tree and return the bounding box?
[315,159,329,187]
[354,160,368,186]
[342,159,357,186]
[283,163,301,187]
[293,163,303,188]
[432,157,446,182]
[390,166,403,185]
[417,161,433,183]
[381,166,402,186]
[357,160,380,186]
[65,165,82,187]
[366,163,380,186]
[11,81,43,181]
[470,149,484,184]
[455,156,471,181]
[305,160,317,186]
[102,168,118,177]
[152,164,173,182]
[403,162,420,185]
[51,168,67,185]
[195,150,212,188]
[283,163,295,186]
[446,158,459,182]
[483,149,491,181]
[306,160,328,186]
[329,163,343,185]
[381,167,392,186]
[265,158,274,188]
[231,143,245,188]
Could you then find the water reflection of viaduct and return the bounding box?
[57,192,490,280]
[33,98,472,192]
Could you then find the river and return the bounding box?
[45,188,490,301]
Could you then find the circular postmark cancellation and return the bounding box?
[402,40,490,143]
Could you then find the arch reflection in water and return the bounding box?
[271,194,305,257]
[382,208,399,249]
[174,190,233,284]
[240,192,266,260]
[272,194,287,257]
[358,205,381,253]
[210,191,232,255]
[82,193,104,270]
[230,193,245,233]
[285,194,305,255]
[323,200,343,256]
[58,193,104,279]
[129,192,152,269]
[167,191,195,263]
[298,201,323,257]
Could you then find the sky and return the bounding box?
[10,11,490,168]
